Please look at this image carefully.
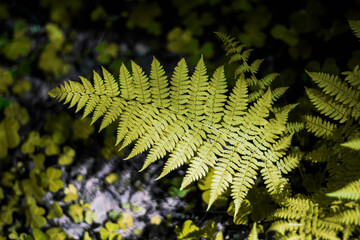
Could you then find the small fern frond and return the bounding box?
[341,138,360,150]
[342,65,360,91]
[349,20,360,40]
[305,87,351,123]
[327,207,360,226]
[306,71,360,108]
[304,115,337,138]
[327,179,360,201]
[248,223,260,240]
[269,198,343,240]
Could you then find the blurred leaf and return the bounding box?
[45,167,64,192]
[21,131,41,155]
[73,117,94,140]
[271,24,298,46]
[100,222,121,240]
[41,135,60,156]
[150,215,161,225]
[105,173,119,184]
[0,204,16,225]
[32,229,49,240]
[64,183,78,202]
[47,202,63,219]
[0,68,13,93]
[117,212,133,230]
[12,80,31,96]
[126,2,162,35]
[108,209,121,221]
[58,146,75,165]
[68,204,84,223]
[27,204,47,228]
[4,103,29,125]
[85,209,97,225]
[0,117,20,158]
[46,228,66,240]
[227,200,252,225]
[45,23,64,50]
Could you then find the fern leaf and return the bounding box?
[248,223,260,240]
[341,138,360,150]
[131,60,151,103]
[150,57,170,108]
[102,67,120,97]
[342,65,360,91]
[204,66,227,128]
[99,97,126,131]
[187,55,208,122]
[169,58,190,115]
[93,70,106,95]
[261,161,288,198]
[119,63,135,100]
[231,156,260,215]
[304,115,337,138]
[285,122,304,134]
[306,71,359,108]
[305,87,351,123]
[327,179,360,200]
[49,50,296,216]
[327,207,360,226]
[349,20,360,40]
[276,152,302,174]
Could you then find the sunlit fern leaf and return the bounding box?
[341,138,360,150]
[248,223,260,240]
[304,115,337,138]
[342,65,360,91]
[285,122,304,134]
[327,207,360,226]
[327,179,360,201]
[269,197,343,240]
[305,87,351,123]
[49,38,296,216]
[276,152,302,175]
[349,20,360,40]
[306,71,359,107]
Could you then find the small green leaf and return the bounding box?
[105,173,118,184]
[47,202,63,219]
[85,209,97,225]
[58,146,75,165]
[46,167,64,192]
[64,184,78,202]
[117,213,133,230]
[68,204,84,223]
[46,228,67,240]
[31,153,45,170]
[32,229,50,240]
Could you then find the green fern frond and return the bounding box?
[304,115,337,138]
[306,71,360,108]
[276,152,302,174]
[327,206,360,226]
[49,45,296,215]
[248,223,260,240]
[341,138,360,150]
[305,87,351,123]
[269,197,343,240]
[285,122,304,134]
[327,179,360,201]
[342,65,360,91]
[349,20,360,40]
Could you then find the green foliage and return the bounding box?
[175,220,222,240]
[49,34,297,217]
[0,117,21,159]
[99,222,121,240]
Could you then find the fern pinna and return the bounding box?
[48,33,298,216]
